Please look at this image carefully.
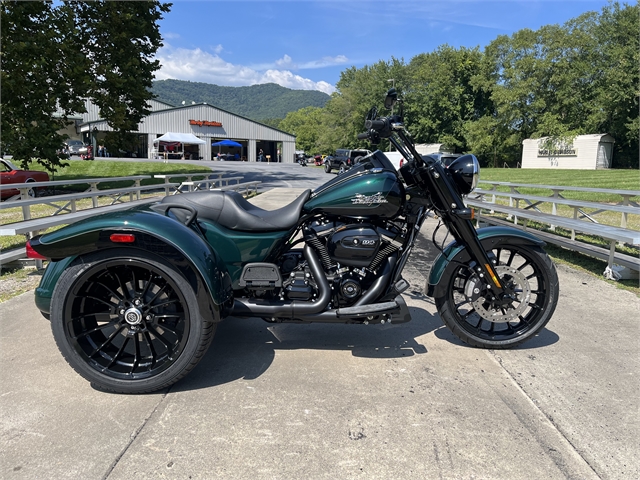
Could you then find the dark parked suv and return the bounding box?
[324,148,370,174]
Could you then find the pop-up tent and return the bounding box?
[153,132,206,145]
[153,132,206,159]
[211,139,242,148]
[211,139,243,160]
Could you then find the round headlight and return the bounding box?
[445,154,479,195]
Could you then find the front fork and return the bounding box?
[422,162,506,297]
[445,216,505,295]
[391,130,505,296]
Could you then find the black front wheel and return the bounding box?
[435,244,559,349]
[50,250,216,393]
[324,163,331,173]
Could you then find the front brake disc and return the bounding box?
[466,264,532,323]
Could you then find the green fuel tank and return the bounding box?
[303,154,405,219]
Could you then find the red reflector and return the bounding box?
[26,241,47,260]
[110,233,136,243]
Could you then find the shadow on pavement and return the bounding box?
[170,306,440,392]
[433,324,560,349]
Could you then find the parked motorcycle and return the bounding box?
[296,153,308,166]
[27,89,559,394]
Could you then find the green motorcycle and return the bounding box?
[27,89,559,393]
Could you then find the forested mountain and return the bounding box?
[151,79,330,121]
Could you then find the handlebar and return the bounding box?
[365,119,387,130]
[357,132,370,140]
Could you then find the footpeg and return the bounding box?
[238,263,282,288]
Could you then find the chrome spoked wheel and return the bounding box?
[51,251,216,393]
[436,244,559,348]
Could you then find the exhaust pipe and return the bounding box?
[353,256,396,306]
[232,245,331,319]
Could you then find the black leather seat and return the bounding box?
[160,189,311,232]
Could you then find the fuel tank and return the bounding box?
[303,154,405,219]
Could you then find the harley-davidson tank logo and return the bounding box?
[351,192,388,206]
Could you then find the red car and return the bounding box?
[1,158,50,199]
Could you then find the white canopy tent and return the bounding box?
[152,132,206,160]
[153,132,206,145]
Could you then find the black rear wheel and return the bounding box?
[435,244,559,349]
[50,250,216,393]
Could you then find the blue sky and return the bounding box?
[155,0,612,94]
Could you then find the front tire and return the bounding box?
[324,163,331,173]
[50,250,216,393]
[435,244,558,349]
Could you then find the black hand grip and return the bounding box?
[357,132,370,140]
[365,119,386,130]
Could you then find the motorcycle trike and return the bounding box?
[27,89,559,393]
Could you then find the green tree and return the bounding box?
[482,1,638,167]
[405,45,492,153]
[0,0,170,171]
[318,58,407,154]
[279,107,324,153]
[0,2,84,170]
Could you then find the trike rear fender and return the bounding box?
[425,226,546,298]
[32,208,233,319]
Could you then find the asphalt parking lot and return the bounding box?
[1,188,638,479]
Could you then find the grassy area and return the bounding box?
[545,245,639,296]
[30,159,213,190]
[475,168,640,295]
[480,168,640,202]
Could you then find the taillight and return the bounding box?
[26,240,47,260]
[110,233,136,243]
[400,159,404,168]
[347,158,351,165]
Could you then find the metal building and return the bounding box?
[75,99,296,163]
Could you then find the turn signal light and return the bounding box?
[26,241,47,260]
[110,233,136,243]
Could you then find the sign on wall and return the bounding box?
[189,120,222,127]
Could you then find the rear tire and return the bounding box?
[435,244,558,349]
[50,250,216,393]
[338,164,347,175]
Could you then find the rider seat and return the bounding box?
[159,189,311,232]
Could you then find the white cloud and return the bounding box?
[299,55,348,69]
[163,32,181,40]
[275,54,294,67]
[259,70,334,95]
[155,46,337,94]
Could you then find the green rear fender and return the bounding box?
[33,208,233,319]
[425,226,546,298]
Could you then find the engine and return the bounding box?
[239,218,406,308]
[299,218,406,307]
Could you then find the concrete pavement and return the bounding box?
[1,189,638,479]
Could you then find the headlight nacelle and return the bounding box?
[445,154,479,195]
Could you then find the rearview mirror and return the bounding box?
[384,88,397,110]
